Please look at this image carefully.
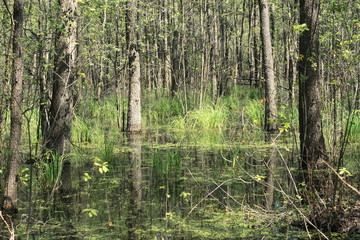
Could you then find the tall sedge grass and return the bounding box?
[172,105,229,131]
[73,96,124,145]
[38,152,64,190]
[143,94,183,126]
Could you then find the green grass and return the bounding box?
[172,105,229,131]
[73,95,124,145]
[142,93,183,126]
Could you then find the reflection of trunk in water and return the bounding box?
[265,134,277,210]
[127,132,142,239]
[59,160,78,240]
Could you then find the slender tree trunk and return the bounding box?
[236,0,246,84]
[126,0,141,132]
[259,0,277,131]
[248,0,255,86]
[2,0,24,214]
[298,0,327,171]
[180,0,188,113]
[219,0,230,96]
[253,10,261,88]
[171,30,180,96]
[164,0,172,92]
[114,12,125,131]
[199,0,209,107]
[211,0,219,102]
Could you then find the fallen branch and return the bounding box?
[0,211,15,240]
[320,159,360,196]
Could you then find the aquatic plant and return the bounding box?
[39,152,64,190]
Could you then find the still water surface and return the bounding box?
[11,128,359,239]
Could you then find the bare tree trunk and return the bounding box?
[248,0,255,86]
[259,0,277,131]
[126,0,141,132]
[171,30,180,96]
[298,0,327,171]
[199,0,209,107]
[211,0,219,102]
[236,0,246,84]
[44,0,77,155]
[164,0,172,92]
[180,0,188,113]
[3,0,24,214]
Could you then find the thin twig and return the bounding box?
[185,178,233,219]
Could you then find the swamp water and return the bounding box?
[5,128,360,239]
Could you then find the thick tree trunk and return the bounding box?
[44,0,77,155]
[2,0,24,214]
[298,0,327,171]
[259,0,277,131]
[126,0,141,132]
[42,1,77,228]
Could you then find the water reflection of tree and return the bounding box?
[127,132,142,239]
[264,134,277,210]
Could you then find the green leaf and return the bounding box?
[339,168,352,176]
[180,191,191,200]
[83,172,92,181]
[82,208,98,218]
[293,23,309,33]
[254,175,266,182]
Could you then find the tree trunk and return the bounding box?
[298,0,327,171]
[259,0,277,131]
[236,0,246,84]
[44,0,77,155]
[2,0,24,214]
[163,0,172,92]
[126,0,141,132]
[211,0,219,102]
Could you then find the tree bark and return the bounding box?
[44,0,77,155]
[126,0,141,132]
[259,0,278,131]
[298,0,327,171]
[163,0,172,92]
[3,0,24,214]
[211,0,219,102]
